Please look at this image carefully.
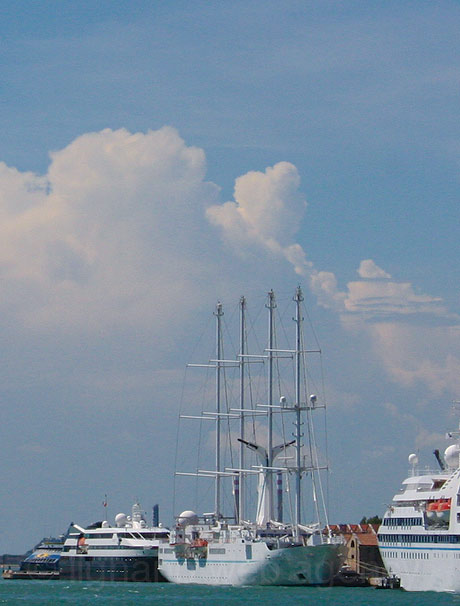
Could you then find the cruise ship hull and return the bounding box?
[159,542,344,586]
[380,546,460,593]
[59,554,166,582]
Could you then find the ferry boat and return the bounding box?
[159,288,345,586]
[3,535,64,580]
[59,503,169,582]
[378,423,460,592]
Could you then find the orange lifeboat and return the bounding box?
[438,499,451,511]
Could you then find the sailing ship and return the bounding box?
[159,287,345,585]
[378,411,460,592]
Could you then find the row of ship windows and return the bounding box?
[159,547,227,555]
[382,551,429,559]
[382,518,422,527]
[80,532,168,540]
[63,546,145,552]
[62,557,140,563]
[378,534,460,544]
[383,551,460,560]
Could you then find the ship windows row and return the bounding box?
[382,550,430,560]
[82,532,168,540]
[378,533,460,544]
[382,517,422,527]
[62,545,148,552]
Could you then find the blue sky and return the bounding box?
[0,0,460,552]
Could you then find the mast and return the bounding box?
[214,301,224,519]
[294,286,304,535]
[266,289,276,521]
[237,296,246,524]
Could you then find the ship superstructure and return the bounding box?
[378,431,460,592]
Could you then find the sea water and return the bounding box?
[2,581,460,606]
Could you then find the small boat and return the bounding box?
[333,566,369,587]
[2,536,64,580]
[375,575,401,590]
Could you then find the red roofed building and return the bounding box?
[325,523,386,577]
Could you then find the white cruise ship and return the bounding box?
[378,426,460,592]
[60,502,169,582]
[159,288,345,586]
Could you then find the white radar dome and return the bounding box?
[444,444,460,469]
[408,453,418,465]
[177,510,199,527]
[115,513,128,528]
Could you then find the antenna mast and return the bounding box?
[294,286,304,535]
[214,301,224,518]
[237,296,246,523]
[266,290,276,521]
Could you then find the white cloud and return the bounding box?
[206,161,310,275]
[0,127,222,332]
[358,259,391,279]
[344,279,446,317]
[309,270,346,310]
[1,126,458,403]
[371,323,460,396]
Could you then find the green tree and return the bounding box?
[360,515,382,525]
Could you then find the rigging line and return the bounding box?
[300,325,319,526]
[274,300,295,528]
[285,465,295,528]
[244,305,260,444]
[222,300,239,359]
[278,300,297,405]
[302,298,322,353]
[246,294,266,356]
[175,312,214,516]
[319,349,331,515]
[195,359,212,512]
[303,306,331,528]
[303,366,330,530]
[173,362,190,521]
[221,336,235,474]
[309,407,330,527]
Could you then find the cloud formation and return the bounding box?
[358,259,391,279]
[207,161,311,273]
[1,126,458,401]
[0,127,222,332]
[205,162,460,399]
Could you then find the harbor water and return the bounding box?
[2,581,460,606]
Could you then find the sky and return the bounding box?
[0,0,460,553]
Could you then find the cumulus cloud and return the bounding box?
[205,161,453,327]
[358,259,391,279]
[0,127,221,332]
[1,126,457,401]
[206,161,311,274]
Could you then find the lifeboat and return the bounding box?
[426,501,439,520]
[190,538,208,559]
[436,499,451,522]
